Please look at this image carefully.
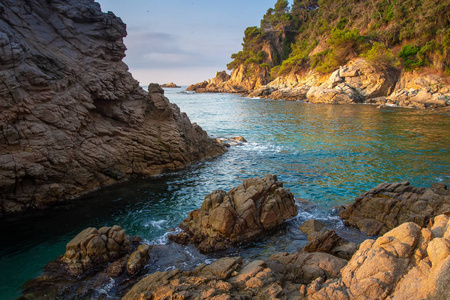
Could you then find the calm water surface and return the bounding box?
[1,88,449,298]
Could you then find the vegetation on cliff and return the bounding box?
[228,0,450,78]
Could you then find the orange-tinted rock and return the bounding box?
[309,214,450,300]
[339,182,450,236]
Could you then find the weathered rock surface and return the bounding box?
[186,80,208,91]
[340,181,450,236]
[187,65,270,94]
[299,219,359,260]
[23,187,450,299]
[122,251,347,300]
[22,225,150,299]
[0,0,225,215]
[367,88,450,109]
[60,225,133,276]
[169,174,298,252]
[127,243,150,275]
[303,229,359,260]
[308,214,450,300]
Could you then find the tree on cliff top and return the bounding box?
[261,0,291,30]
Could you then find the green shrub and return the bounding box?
[362,42,398,69]
[398,44,420,70]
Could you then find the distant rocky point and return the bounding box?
[161,82,180,88]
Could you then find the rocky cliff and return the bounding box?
[0,0,225,215]
[189,59,450,109]
[187,65,270,94]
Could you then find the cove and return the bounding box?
[1,88,449,298]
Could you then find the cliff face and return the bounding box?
[187,65,270,93]
[0,0,225,215]
[190,58,450,109]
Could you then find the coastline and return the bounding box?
[187,58,450,111]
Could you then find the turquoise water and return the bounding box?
[1,88,449,298]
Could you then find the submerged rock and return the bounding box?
[169,174,298,252]
[339,181,450,236]
[300,219,326,235]
[0,0,225,215]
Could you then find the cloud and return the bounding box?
[123,31,217,69]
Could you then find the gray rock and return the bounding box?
[0,0,226,215]
[339,182,450,235]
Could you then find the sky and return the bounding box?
[95,0,289,85]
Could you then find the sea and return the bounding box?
[1,87,449,298]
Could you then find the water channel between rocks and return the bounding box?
[1,88,449,298]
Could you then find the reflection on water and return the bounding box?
[1,89,449,298]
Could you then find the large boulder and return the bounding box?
[60,226,132,276]
[0,0,225,215]
[306,84,364,104]
[335,58,399,98]
[339,181,450,236]
[169,174,298,252]
[308,214,450,300]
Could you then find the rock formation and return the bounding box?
[0,0,225,215]
[187,65,270,94]
[339,181,450,236]
[22,225,151,299]
[308,214,450,300]
[60,225,136,276]
[161,82,180,88]
[169,174,298,252]
[122,252,347,300]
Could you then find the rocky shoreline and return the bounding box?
[187,59,450,110]
[21,176,450,299]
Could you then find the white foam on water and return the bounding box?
[243,142,290,154]
[148,227,183,246]
[144,219,167,229]
[96,277,115,297]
